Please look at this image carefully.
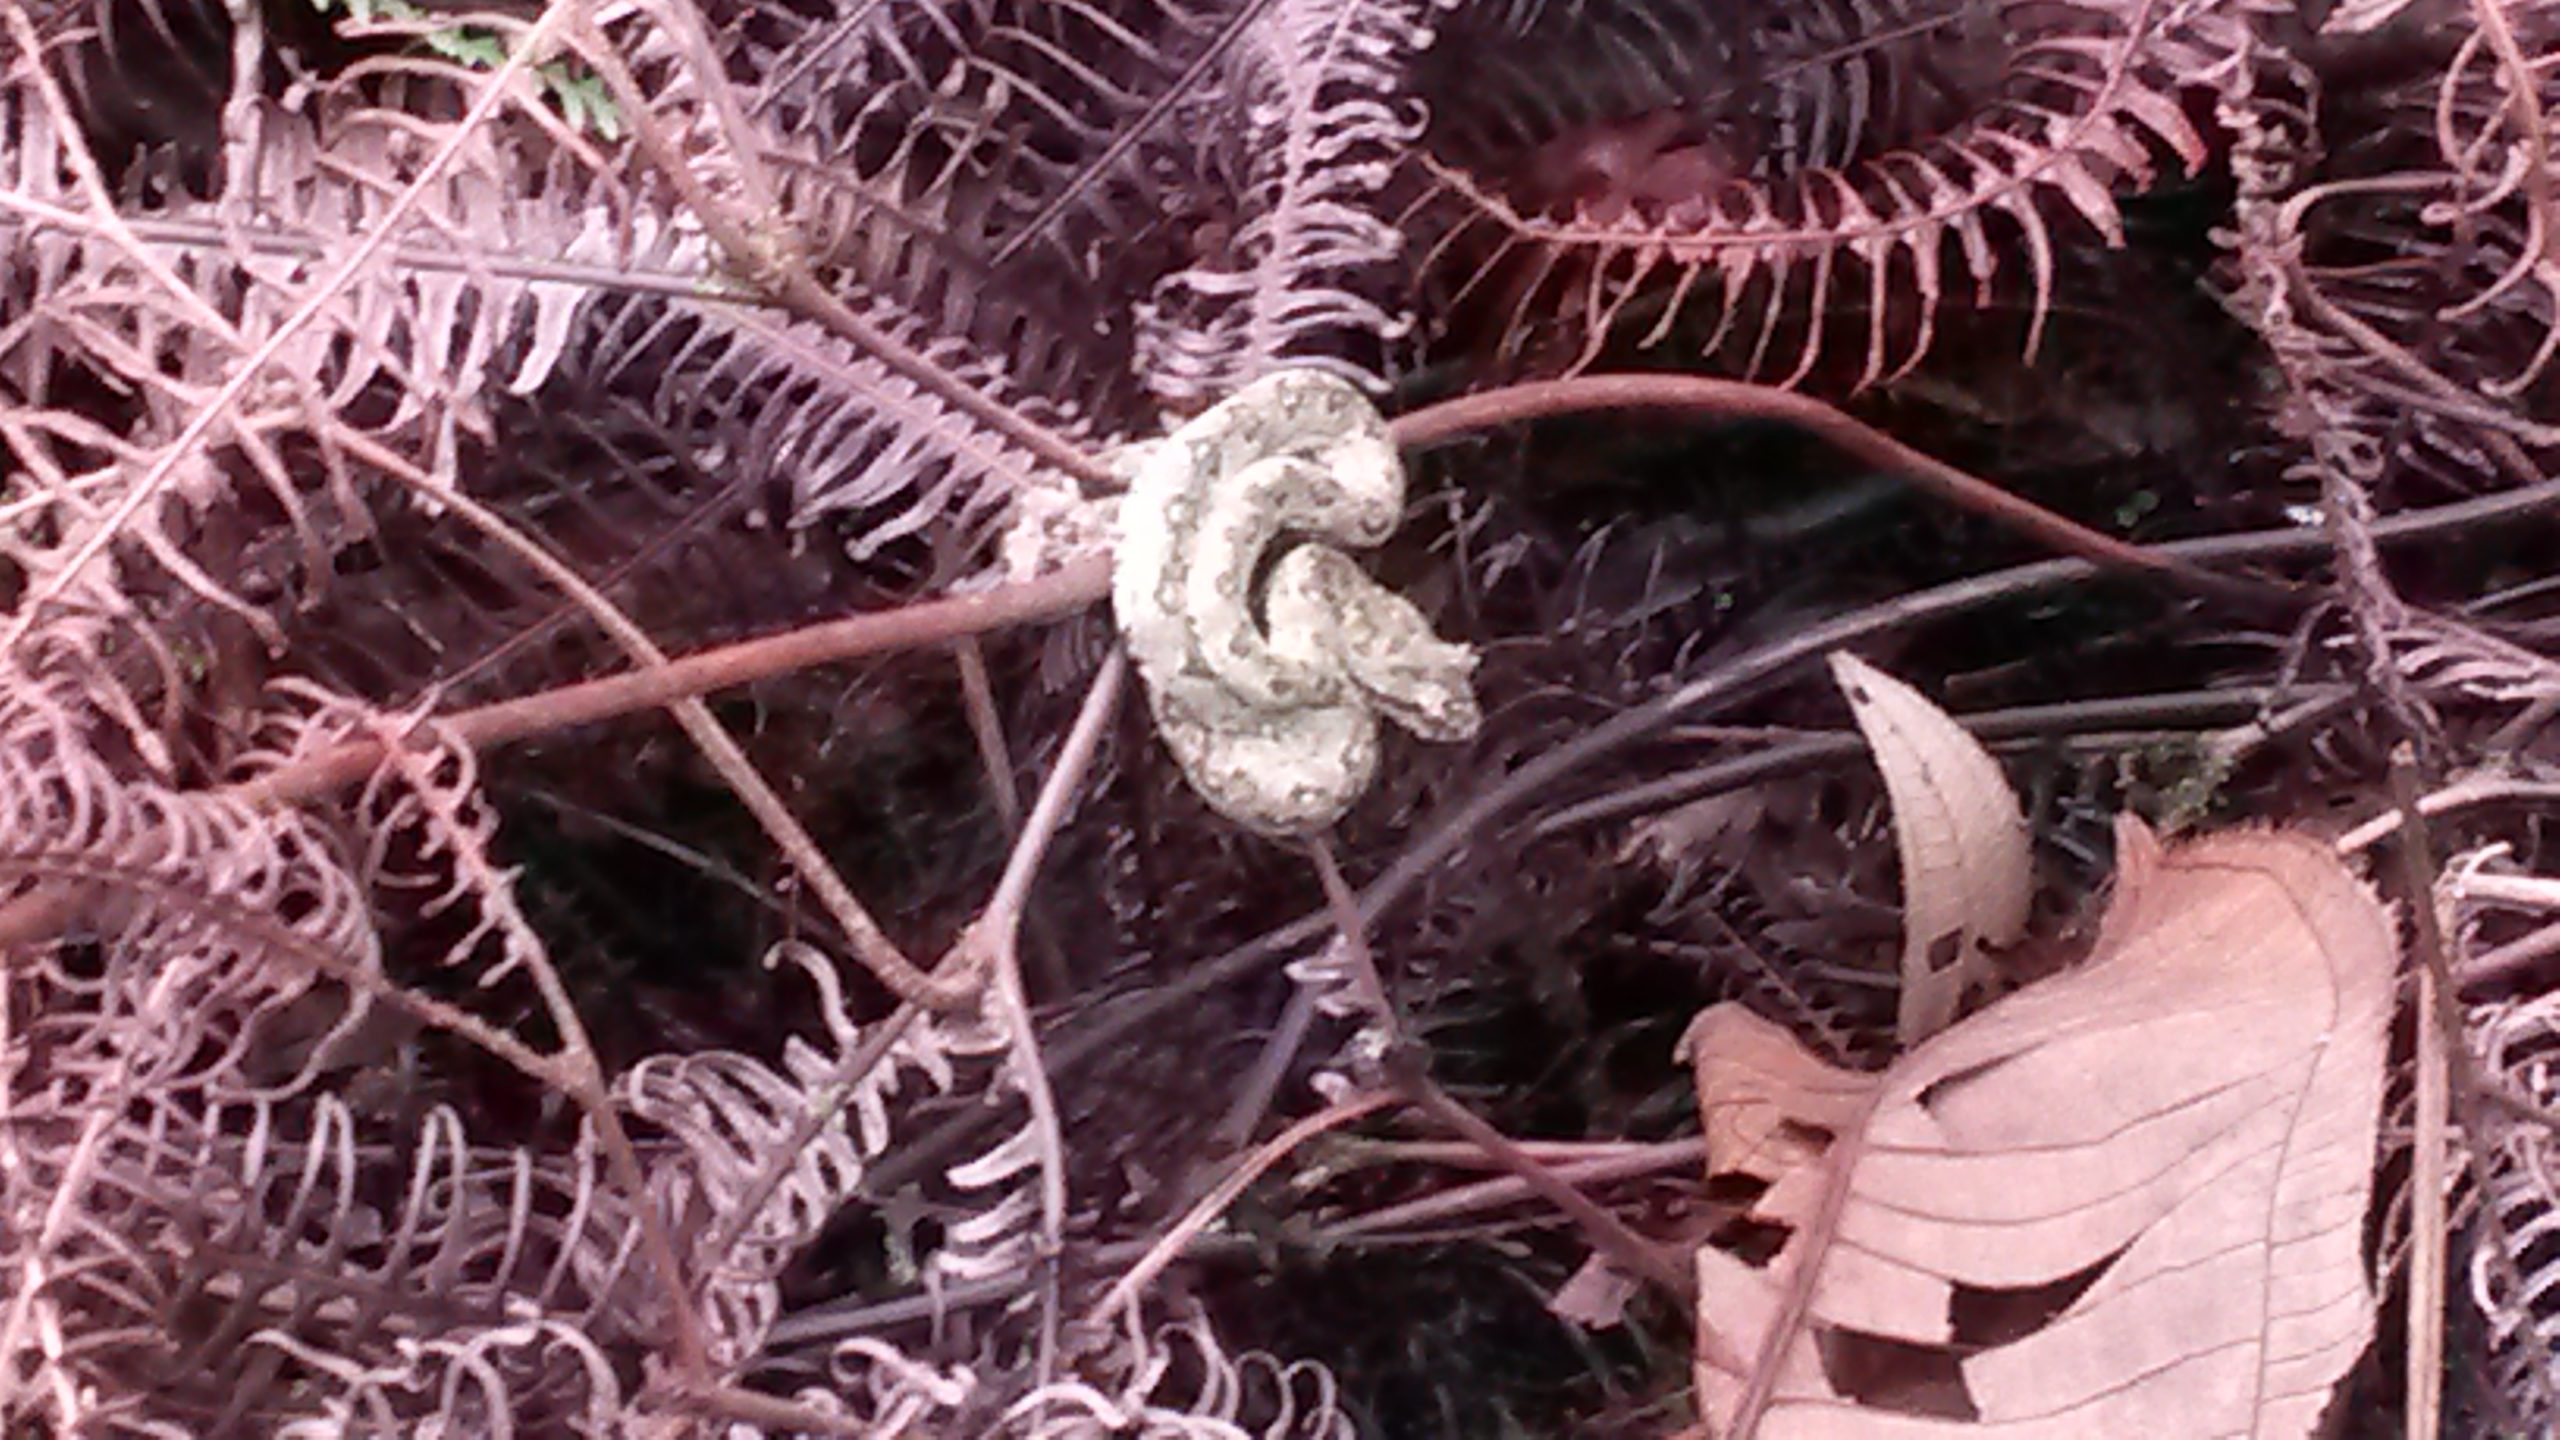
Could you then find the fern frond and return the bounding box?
[2210,3,2560,733]
[0,692,1045,1429]
[783,1308,1356,1436]
[2466,949,2560,1427]
[1416,0,1988,186]
[0,53,646,671]
[2385,610,2560,704]
[2217,2,2560,489]
[4,5,1127,740]
[575,291,1096,568]
[1134,0,1448,407]
[1414,0,2225,387]
[1014,1310,1355,1436]
[0,687,379,1091]
[725,0,1213,417]
[733,0,1449,414]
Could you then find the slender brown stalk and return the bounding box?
[1299,837,1705,1318]
[1083,1091,1398,1325]
[2388,749,2455,1440]
[317,432,969,1013]
[1390,374,2300,611]
[225,557,1110,808]
[946,647,1128,1385]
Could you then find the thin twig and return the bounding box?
[225,557,1111,809]
[2336,775,2560,856]
[320,431,975,1013]
[1389,373,2300,612]
[1391,1080,1701,1310]
[1539,684,2346,838]
[518,786,797,920]
[678,1379,895,1438]
[772,1135,1718,1350]
[2388,748,2456,1440]
[1082,1092,1397,1326]
[1212,981,1326,1151]
[1301,836,1703,1314]
[2460,920,2560,992]
[955,639,1025,832]
[1315,1139,1710,1241]
[1320,1133,1687,1169]
[944,648,1125,1388]
[954,649,1127,971]
[954,637,1072,998]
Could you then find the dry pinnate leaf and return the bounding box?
[1681,817,2394,1438]
[1828,652,2031,1044]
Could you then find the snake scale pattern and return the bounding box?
[1112,370,1482,836]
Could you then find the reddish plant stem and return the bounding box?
[238,372,2276,812]
[6,373,2318,980]
[1084,1091,1400,1326]
[1300,837,1706,1322]
[1391,374,2297,611]
[225,557,1110,808]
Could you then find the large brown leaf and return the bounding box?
[1682,818,2395,1437]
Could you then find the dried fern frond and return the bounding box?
[1411,0,2225,386]
[2465,963,2560,1426]
[2,4,1127,728]
[2211,4,2560,735]
[0,684,1064,1431]
[1132,0,1448,407]
[569,290,1097,569]
[0,40,652,693]
[732,0,1453,416]
[777,1308,1354,1436]
[2218,2,2560,492]
[1414,0,1991,201]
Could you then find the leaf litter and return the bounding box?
[1677,654,2396,1437]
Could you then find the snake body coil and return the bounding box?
[1113,370,1481,836]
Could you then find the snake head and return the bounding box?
[1266,547,1481,743]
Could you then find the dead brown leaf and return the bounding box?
[1828,652,2030,1044]
[1549,1252,1640,1331]
[1682,817,2394,1437]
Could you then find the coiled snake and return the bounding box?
[1112,370,1481,836]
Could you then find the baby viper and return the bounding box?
[1113,370,1481,836]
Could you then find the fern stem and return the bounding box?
[1299,831,1705,1316]
[1389,373,2298,611]
[1084,1090,1398,1327]
[225,557,1111,808]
